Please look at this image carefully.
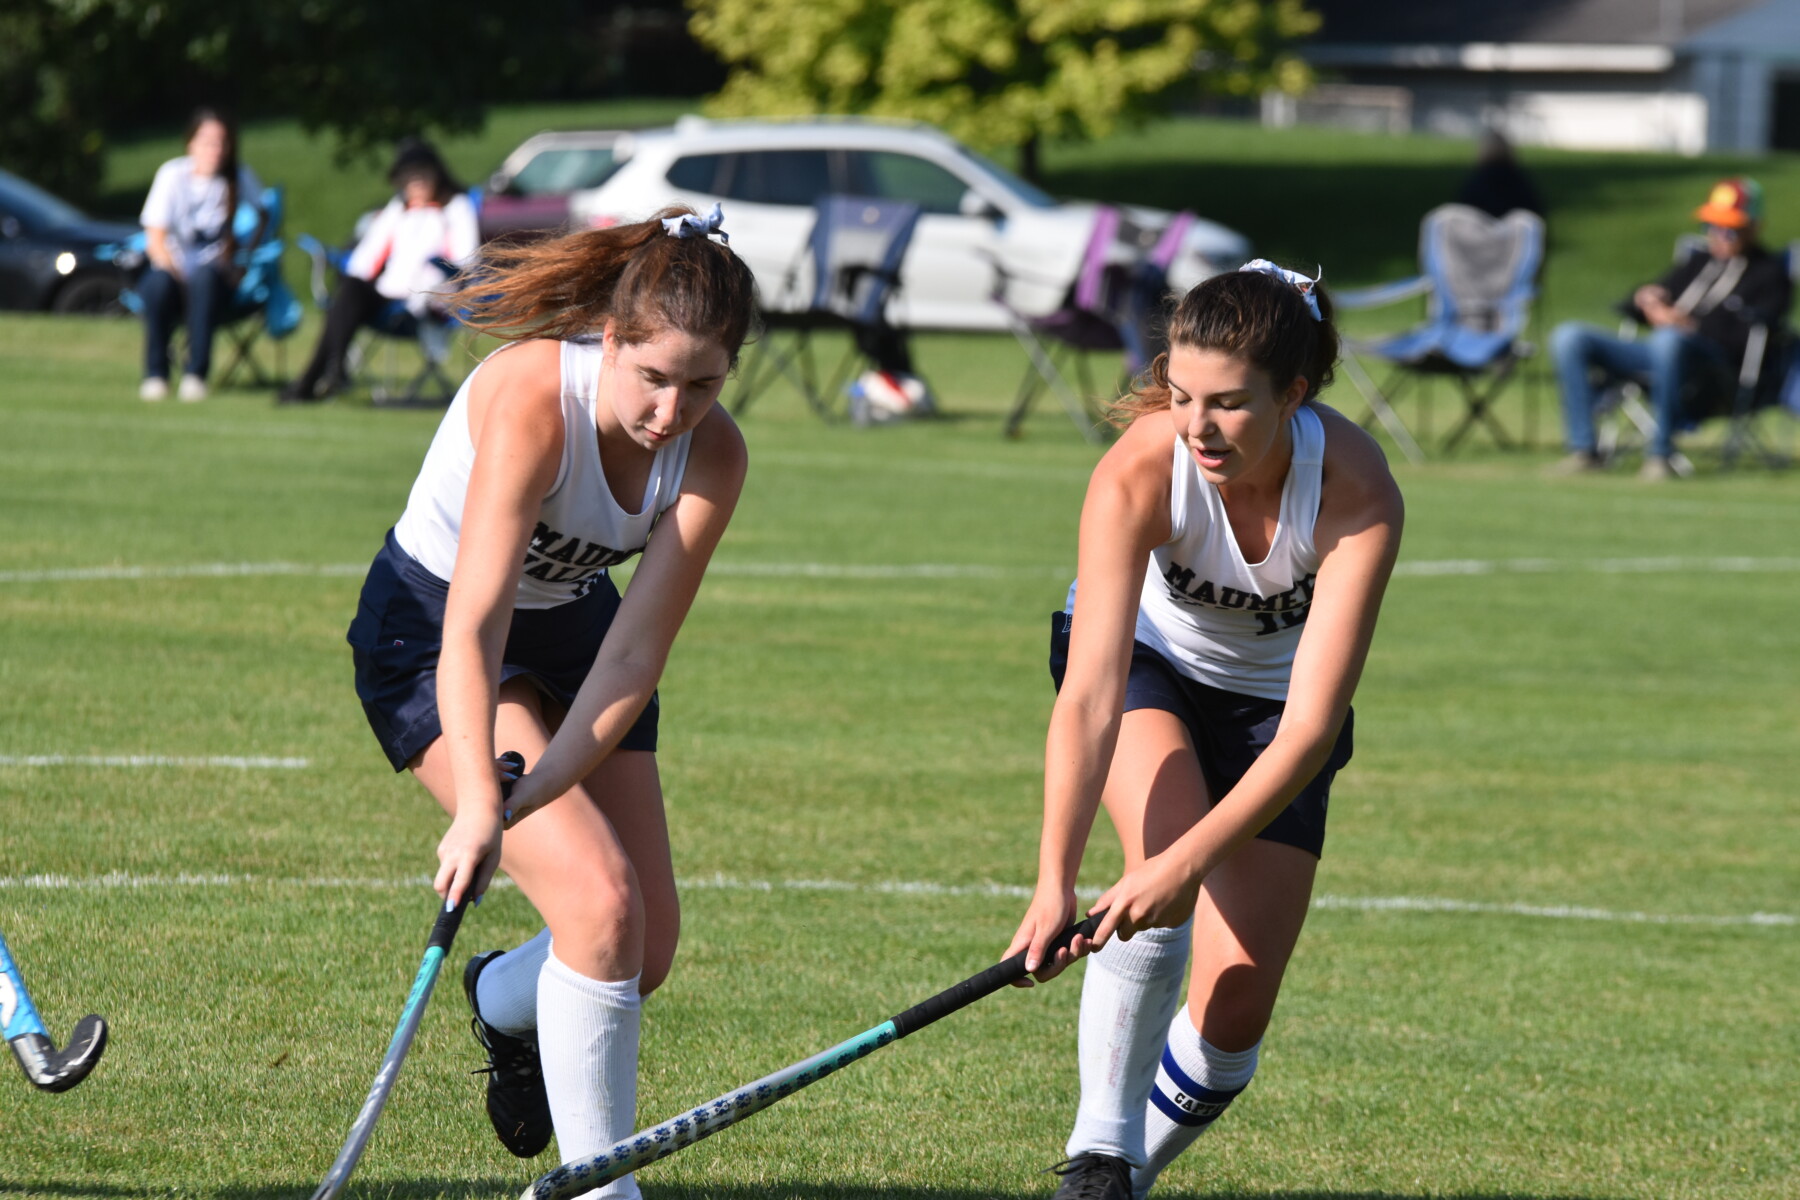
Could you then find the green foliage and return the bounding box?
[688,0,1318,156]
[0,0,582,204]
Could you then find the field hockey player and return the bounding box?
[1006,261,1405,1199]
[344,203,756,1197]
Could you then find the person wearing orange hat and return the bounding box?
[1549,177,1790,480]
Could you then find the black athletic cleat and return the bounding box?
[464,950,554,1158]
[1047,1152,1134,1200]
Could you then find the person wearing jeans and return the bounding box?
[1549,177,1790,480]
[137,107,263,402]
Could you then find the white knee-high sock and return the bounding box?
[475,927,552,1035]
[1131,1007,1258,1200]
[1065,919,1192,1167]
[538,949,643,1200]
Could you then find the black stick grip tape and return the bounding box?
[888,910,1105,1039]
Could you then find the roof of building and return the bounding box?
[1306,0,1765,47]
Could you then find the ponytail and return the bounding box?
[455,207,760,362]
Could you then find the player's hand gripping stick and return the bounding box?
[522,909,1107,1200]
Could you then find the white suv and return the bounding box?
[564,116,1250,332]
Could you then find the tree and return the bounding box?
[688,0,1319,178]
[0,0,581,205]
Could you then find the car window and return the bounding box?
[953,147,1057,210]
[507,147,619,196]
[725,150,833,207]
[0,171,87,232]
[666,153,728,195]
[845,151,972,215]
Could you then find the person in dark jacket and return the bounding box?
[1456,129,1547,220]
[1549,178,1790,480]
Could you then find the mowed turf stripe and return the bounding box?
[1,872,1790,927]
[2,555,1799,585]
[0,755,309,768]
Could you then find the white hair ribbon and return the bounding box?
[1238,258,1323,321]
[662,202,729,244]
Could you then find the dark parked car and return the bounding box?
[0,170,141,314]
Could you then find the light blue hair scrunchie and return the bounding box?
[662,202,729,244]
[1238,258,1322,321]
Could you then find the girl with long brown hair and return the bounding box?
[1005,263,1404,1199]
[137,107,260,401]
[344,204,756,1195]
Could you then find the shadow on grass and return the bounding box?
[0,1181,1624,1200]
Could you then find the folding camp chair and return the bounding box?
[995,206,1195,443]
[295,231,465,408]
[1337,203,1546,463]
[1596,236,1796,473]
[731,195,923,422]
[112,186,303,388]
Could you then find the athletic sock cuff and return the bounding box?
[544,949,643,1011]
[1091,917,1192,983]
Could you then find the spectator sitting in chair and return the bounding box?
[1549,177,1790,481]
[279,138,479,403]
[138,107,264,403]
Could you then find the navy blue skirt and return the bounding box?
[1049,611,1351,858]
[347,529,658,771]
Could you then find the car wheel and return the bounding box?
[52,273,127,316]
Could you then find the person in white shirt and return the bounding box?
[137,108,263,402]
[1007,263,1405,1200]
[280,138,480,402]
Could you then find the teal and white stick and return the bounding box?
[0,928,108,1093]
[309,750,524,1200]
[309,895,468,1200]
[522,911,1105,1200]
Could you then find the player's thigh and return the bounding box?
[1102,707,1210,872]
[580,749,680,994]
[1186,837,1317,1051]
[411,680,639,942]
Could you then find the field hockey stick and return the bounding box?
[0,929,108,1093]
[310,750,525,1200]
[521,909,1107,1200]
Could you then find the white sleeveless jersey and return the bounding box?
[1070,404,1326,701]
[392,338,695,609]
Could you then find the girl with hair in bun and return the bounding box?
[1006,262,1404,1200]
[345,204,755,1194]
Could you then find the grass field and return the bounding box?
[3,105,1798,1199]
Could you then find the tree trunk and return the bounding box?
[1019,133,1041,184]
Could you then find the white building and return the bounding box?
[1276,0,1800,154]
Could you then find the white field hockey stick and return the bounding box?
[521,910,1106,1200]
[310,751,524,1200]
[0,929,108,1093]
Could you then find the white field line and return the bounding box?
[0,872,1789,928]
[0,755,309,769]
[3,556,1799,586]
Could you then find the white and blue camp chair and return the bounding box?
[1337,202,1546,463]
[103,186,302,388]
[731,194,923,422]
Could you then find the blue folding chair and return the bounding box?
[731,194,923,422]
[1337,202,1546,462]
[107,186,302,388]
